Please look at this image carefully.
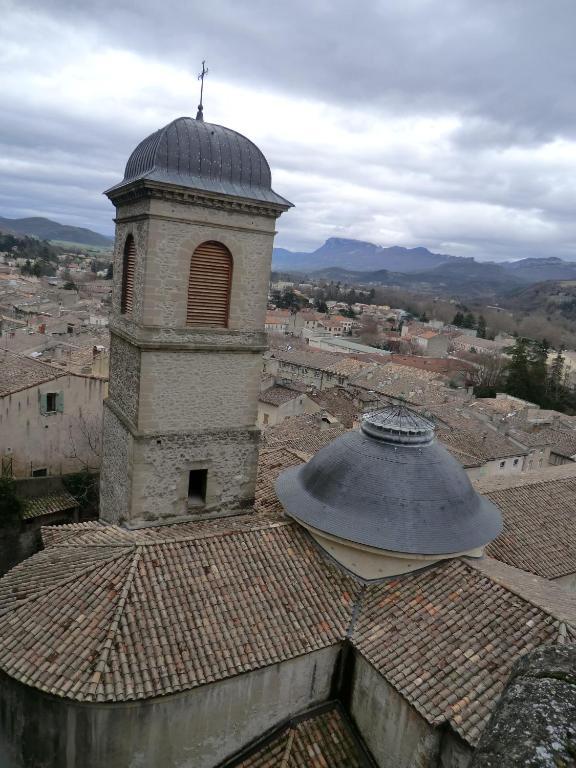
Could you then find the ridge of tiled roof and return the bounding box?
[219,702,375,767]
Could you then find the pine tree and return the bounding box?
[462,312,476,329]
[528,339,550,405]
[506,338,532,401]
[548,349,566,407]
[452,311,465,327]
[476,315,487,339]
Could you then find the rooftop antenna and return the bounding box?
[196,60,209,121]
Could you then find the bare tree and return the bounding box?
[464,352,508,391]
[65,413,102,472]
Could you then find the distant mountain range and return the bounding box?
[273,238,459,273]
[0,216,113,248]
[272,239,576,297]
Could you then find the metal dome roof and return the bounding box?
[276,406,502,556]
[105,116,292,207]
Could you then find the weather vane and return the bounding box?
[196,60,209,121]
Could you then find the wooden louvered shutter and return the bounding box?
[187,241,232,327]
[121,235,136,314]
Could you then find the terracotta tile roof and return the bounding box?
[255,448,305,515]
[389,355,474,376]
[259,385,305,407]
[222,703,374,767]
[41,520,102,548]
[350,364,447,405]
[479,474,576,579]
[531,426,576,458]
[262,415,347,456]
[0,349,65,396]
[1,509,573,749]
[329,358,372,378]
[307,388,361,428]
[352,558,565,746]
[506,427,552,448]
[22,491,78,520]
[436,427,525,463]
[442,445,483,469]
[272,349,347,373]
[0,519,360,703]
[265,312,289,326]
[468,557,576,626]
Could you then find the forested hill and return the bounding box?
[0,216,112,248]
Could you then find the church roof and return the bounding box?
[220,702,374,767]
[276,407,503,555]
[0,511,572,747]
[105,116,292,208]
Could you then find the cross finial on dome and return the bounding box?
[196,60,209,121]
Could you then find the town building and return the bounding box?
[0,349,107,477]
[257,382,317,427]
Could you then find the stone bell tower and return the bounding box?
[99,116,292,527]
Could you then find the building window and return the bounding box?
[188,469,208,506]
[120,235,136,315]
[499,460,506,469]
[513,458,519,466]
[186,241,232,327]
[32,468,47,477]
[263,413,269,425]
[40,392,63,414]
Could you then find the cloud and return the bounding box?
[2,0,576,262]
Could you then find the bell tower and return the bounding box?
[100,116,292,527]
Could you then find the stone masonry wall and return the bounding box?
[107,334,140,426]
[137,350,262,433]
[99,404,132,524]
[128,427,260,525]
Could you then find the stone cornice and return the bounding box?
[106,179,288,219]
[110,323,267,353]
[113,211,277,237]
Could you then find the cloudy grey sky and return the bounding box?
[2,0,576,260]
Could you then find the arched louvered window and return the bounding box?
[187,241,233,327]
[120,235,136,314]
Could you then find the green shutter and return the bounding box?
[56,392,64,413]
[39,393,47,415]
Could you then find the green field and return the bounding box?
[51,240,113,256]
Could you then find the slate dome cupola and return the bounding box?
[106,116,291,207]
[276,405,503,578]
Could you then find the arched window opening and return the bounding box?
[187,241,233,327]
[120,235,136,315]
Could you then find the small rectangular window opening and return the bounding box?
[46,393,57,413]
[188,469,208,506]
[32,468,48,477]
